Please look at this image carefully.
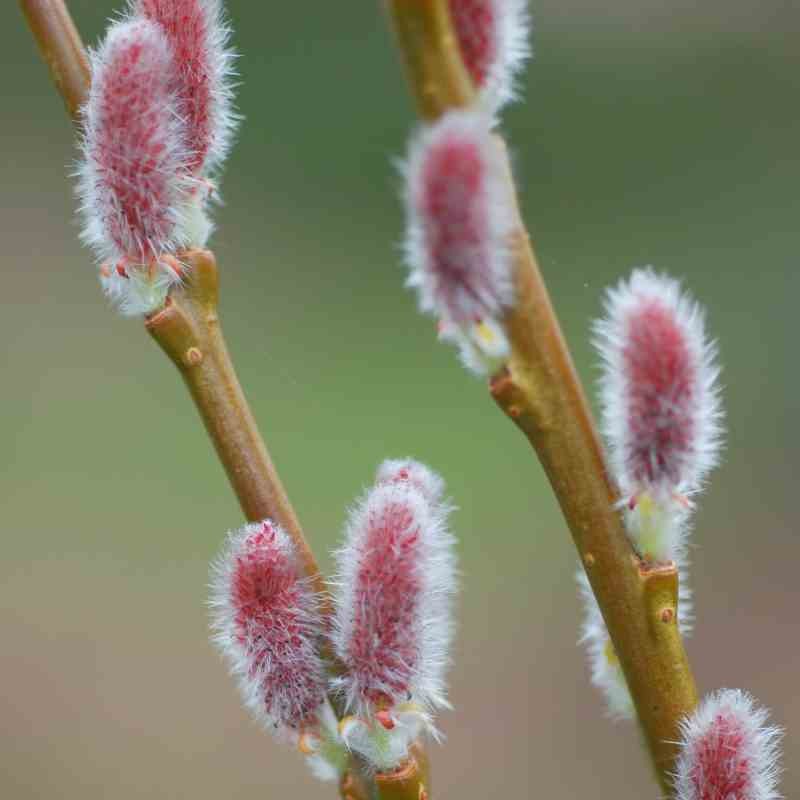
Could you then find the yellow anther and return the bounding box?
[604,638,620,668]
[297,732,316,756]
[475,321,498,346]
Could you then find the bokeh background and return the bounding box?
[2,1,799,797]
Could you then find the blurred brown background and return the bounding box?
[1,1,798,797]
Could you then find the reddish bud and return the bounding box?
[403,110,514,330]
[594,269,723,504]
[331,468,457,718]
[675,689,782,800]
[210,520,327,733]
[447,0,531,113]
[133,0,237,175]
[77,18,211,314]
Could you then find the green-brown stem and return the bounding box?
[387,0,473,118]
[18,0,328,608]
[340,746,429,800]
[21,2,433,794]
[375,745,430,800]
[386,0,698,790]
[145,250,325,594]
[19,0,89,122]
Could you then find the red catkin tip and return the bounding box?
[674,689,782,800]
[331,469,457,717]
[375,458,445,504]
[594,268,723,501]
[447,0,530,113]
[403,109,513,328]
[210,520,327,734]
[133,0,236,175]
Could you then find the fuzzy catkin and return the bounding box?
[210,520,328,733]
[331,467,457,717]
[133,0,237,176]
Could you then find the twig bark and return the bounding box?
[385,0,698,790]
[19,0,89,122]
[375,745,430,800]
[145,250,325,594]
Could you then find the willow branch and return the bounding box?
[144,250,325,593]
[341,745,431,800]
[19,0,326,599]
[19,0,90,122]
[23,3,440,795]
[18,1,324,587]
[386,0,698,790]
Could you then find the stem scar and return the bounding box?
[185,346,204,366]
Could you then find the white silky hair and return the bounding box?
[330,471,458,719]
[439,316,511,376]
[474,0,532,115]
[128,0,240,178]
[673,689,783,800]
[339,709,429,774]
[302,701,349,783]
[593,267,724,503]
[402,109,516,328]
[375,457,446,504]
[208,520,327,736]
[75,18,212,315]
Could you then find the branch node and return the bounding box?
[185,347,204,366]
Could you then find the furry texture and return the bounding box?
[622,487,692,563]
[376,458,445,504]
[339,707,429,773]
[594,268,723,505]
[403,109,514,329]
[331,472,457,719]
[80,19,185,264]
[576,559,693,720]
[576,568,634,720]
[674,690,782,800]
[209,520,327,733]
[77,18,209,315]
[300,701,349,783]
[439,315,510,375]
[448,0,531,113]
[133,0,237,176]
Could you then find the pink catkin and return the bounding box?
[675,690,782,800]
[690,712,752,800]
[80,19,189,265]
[211,520,326,732]
[346,498,423,704]
[623,300,695,487]
[448,0,497,89]
[405,111,513,327]
[446,0,530,113]
[422,136,488,321]
[594,269,722,500]
[332,475,456,716]
[135,0,234,175]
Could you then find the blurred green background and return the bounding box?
[2,1,798,797]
